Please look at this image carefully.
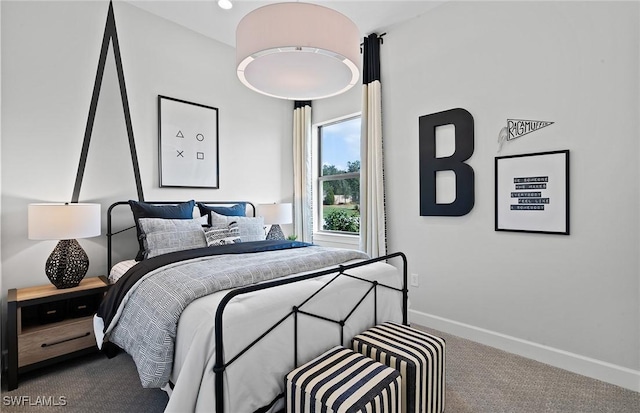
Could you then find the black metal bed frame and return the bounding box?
[106,201,408,413]
[106,200,256,271]
[213,252,407,413]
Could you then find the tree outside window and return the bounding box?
[318,116,360,234]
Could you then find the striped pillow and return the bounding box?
[209,212,265,242]
[204,222,241,246]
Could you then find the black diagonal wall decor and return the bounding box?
[72,1,144,202]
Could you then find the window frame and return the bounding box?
[315,113,362,236]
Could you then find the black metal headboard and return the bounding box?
[106,201,256,272]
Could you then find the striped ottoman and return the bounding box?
[286,346,402,412]
[352,323,445,413]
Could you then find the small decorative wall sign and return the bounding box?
[507,119,554,141]
[495,150,569,235]
[497,118,554,153]
[158,95,219,188]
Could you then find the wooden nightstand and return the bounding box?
[6,276,110,390]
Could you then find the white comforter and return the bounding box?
[166,259,404,413]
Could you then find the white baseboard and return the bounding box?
[409,309,640,393]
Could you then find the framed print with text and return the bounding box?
[158,95,219,188]
[495,150,569,234]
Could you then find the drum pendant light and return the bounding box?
[236,2,360,100]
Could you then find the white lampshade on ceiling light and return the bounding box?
[236,2,360,100]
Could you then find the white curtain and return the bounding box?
[293,101,313,243]
[360,34,387,257]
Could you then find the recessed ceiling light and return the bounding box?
[218,0,232,10]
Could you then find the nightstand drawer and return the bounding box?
[69,295,101,318]
[37,301,67,324]
[18,317,96,367]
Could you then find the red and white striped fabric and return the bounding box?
[352,323,445,413]
[286,346,402,413]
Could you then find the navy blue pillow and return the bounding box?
[197,202,246,226]
[129,200,195,261]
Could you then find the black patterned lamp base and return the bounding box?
[266,224,285,241]
[45,239,89,289]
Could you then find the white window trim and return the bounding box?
[313,231,360,250]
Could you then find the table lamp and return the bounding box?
[258,203,292,240]
[28,203,101,289]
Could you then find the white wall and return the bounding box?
[379,0,639,388]
[317,0,640,391]
[1,1,291,289]
[313,86,361,125]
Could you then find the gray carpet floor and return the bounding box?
[415,326,640,413]
[2,325,638,412]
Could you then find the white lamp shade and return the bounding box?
[28,203,101,240]
[258,203,293,225]
[236,2,360,100]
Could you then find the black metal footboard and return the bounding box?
[105,201,407,413]
[212,252,408,413]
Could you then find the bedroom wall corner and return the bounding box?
[0,0,293,347]
[380,0,640,388]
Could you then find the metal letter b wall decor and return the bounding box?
[419,108,475,216]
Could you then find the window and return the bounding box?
[317,115,361,234]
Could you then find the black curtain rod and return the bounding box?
[360,32,386,53]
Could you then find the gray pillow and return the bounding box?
[138,218,206,259]
[209,212,266,242]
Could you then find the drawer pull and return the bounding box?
[46,310,57,315]
[41,332,91,348]
[76,305,87,310]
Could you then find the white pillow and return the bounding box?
[209,212,266,242]
[109,260,138,283]
[138,217,206,259]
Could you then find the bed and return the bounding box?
[94,200,407,413]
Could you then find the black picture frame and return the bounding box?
[158,95,219,188]
[495,150,569,235]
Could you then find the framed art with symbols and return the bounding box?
[158,95,219,188]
